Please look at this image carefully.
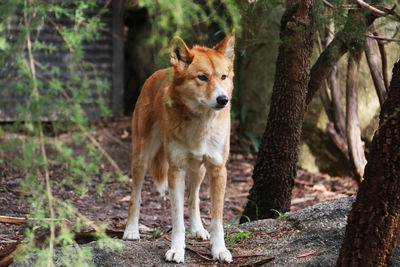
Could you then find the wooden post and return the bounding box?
[112,0,124,117]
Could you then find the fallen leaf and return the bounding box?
[121,195,130,202]
[121,130,129,139]
[139,224,152,232]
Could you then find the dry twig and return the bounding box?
[0,216,27,224]
[185,247,213,261]
[296,251,317,258]
[239,256,275,267]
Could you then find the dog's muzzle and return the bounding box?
[215,95,229,109]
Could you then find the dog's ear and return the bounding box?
[170,37,193,71]
[213,30,235,65]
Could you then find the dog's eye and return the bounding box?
[197,75,208,81]
[221,74,227,80]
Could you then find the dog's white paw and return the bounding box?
[190,228,210,240]
[212,247,232,263]
[122,230,140,240]
[165,248,185,263]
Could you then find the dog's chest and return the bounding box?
[168,120,227,168]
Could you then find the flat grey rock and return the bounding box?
[238,196,354,266]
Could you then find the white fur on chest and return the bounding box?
[168,120,227,168]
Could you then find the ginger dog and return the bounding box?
[123,32,235,263]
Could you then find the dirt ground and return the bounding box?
[0,117,358,264]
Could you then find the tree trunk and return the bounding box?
[318,19,348,163]
[327,122,349,162]
[241,0,315,221]
[365,36,387,106]
[319,79,335,123]
[374,31,390,91]
[327,64,350,164]
[346,48,367,182]
[337,59,400,266]
[306,7,378,107]
[325,19,346,139]
[329,64,346,138]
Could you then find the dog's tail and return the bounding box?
[148,147,169,196]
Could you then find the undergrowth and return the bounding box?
[0,0,125,265]
[224,214,251,247]
[270,209,290,220]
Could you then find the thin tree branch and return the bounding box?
[355,0,400,21]
[322,0,334,9]
[84,131,124,177]
[355,0,385,15]
[366,34,400,42]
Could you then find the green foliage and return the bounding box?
[270,209,290,220]
[224,214,251,246]
[149,229,161,240]
[0,0,123,265]
[129,0,243,67]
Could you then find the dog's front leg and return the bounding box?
[165,167,186,263]
[188,165,210,240]
[206,163,232,263]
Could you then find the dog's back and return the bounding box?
[130,68,172,193]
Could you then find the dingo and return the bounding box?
[123,32,235,263]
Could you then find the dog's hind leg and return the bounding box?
[123,154,147,240]
[188,165,210,240]
[124,121,162,240]
[149,147,168,197]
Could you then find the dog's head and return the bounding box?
[169,32,235,111]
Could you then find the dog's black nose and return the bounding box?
[216,95,229,106]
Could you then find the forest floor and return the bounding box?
[0,117,358,265]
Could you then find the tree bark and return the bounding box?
[346,48,367,182]
[337,59,400,266]
[241,0,315,221]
